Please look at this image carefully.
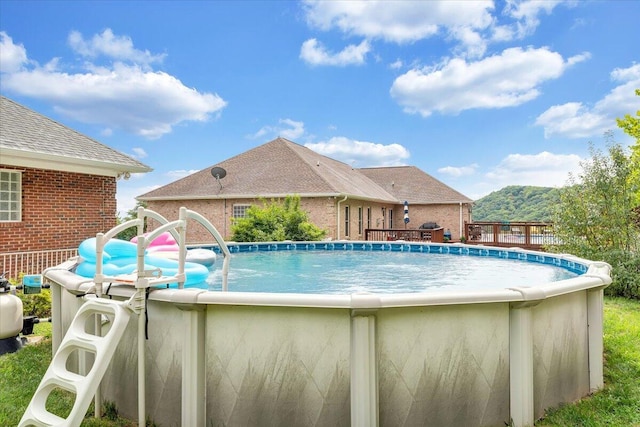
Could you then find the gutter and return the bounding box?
[137,193,395,204]
[1,147,152,176]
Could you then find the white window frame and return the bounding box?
[232,204,251,219]
[0,169,22,222]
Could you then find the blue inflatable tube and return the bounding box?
[76,238,209,286]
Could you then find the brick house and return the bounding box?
[0,96,151,277]
[138,137,473,242]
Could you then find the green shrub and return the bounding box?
[601,250,640,300]
[19,289,52,318]
[232,195,327,242]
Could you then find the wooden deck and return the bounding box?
[464,221,555,251]
[364,227,445,243]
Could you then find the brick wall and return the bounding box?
[0,166,117,253]
[144,197,472,242]
[147,197,343,242]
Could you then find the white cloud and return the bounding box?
[305,136,409,167]
[535,63,640,138]
[0,32,29,73]
[486,151,582,187]
[504,0,570,38]
[454,151,583,200]
[390,47,586,117]
[438,164,478,178]
[389,59,403,70]
[249,118,305,140]
[68,29,166,67]
[302,0,494,47]
[131,147,147,159]
[449,25,488,58]
[300,38,370,66]
[0,30,226,139]
[301,1,580,61]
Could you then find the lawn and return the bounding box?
[536,297,640,427]
[1,297,638,426]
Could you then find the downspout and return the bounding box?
[337,195,348,240]
[459,202,463,239]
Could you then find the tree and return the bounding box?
[616,88,640,208]
[551,136,637,258]
[115,201,147,241]
[231,195,327,242]
[549,91,640,299]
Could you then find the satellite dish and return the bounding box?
[210,166,227,190]
[210,167,227,180]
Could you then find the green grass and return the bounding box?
[1,298,638,426]
[0,323,136,426]
[536,297,640,426]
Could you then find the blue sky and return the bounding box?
[1,0,639,216]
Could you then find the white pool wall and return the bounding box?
[44,244,611,427]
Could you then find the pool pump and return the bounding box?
[0,274,53,355]
[0,273,24,355]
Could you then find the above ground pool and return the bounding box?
[42,240,611,427]
[203,242,583,293]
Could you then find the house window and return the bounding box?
[233,204,251,218]
[358,207,363,235]
[366,207,371,230]
[0,170,21,222]
[389,208,393,228]
[344,205,350,237]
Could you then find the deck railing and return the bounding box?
[364,228,444,243]
[0,248,78,281]
[464,221,556,251]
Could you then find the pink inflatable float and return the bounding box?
[131,231,179,252]
[131,232,217,267]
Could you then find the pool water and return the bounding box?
[204,250,579,294]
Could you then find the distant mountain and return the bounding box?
[472,185,561,222]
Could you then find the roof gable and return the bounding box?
[0,96,151,176]
[358,166,473,204]
[140,138,396,201]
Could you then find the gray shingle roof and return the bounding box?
[0,96,151,174]
[139,138,471,204]
[358,166,473,204]
[140,137,396,201]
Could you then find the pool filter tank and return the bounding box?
[0,275,24,355]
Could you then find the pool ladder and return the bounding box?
[18,297,131,427]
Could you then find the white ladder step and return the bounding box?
[19,298,131,427]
